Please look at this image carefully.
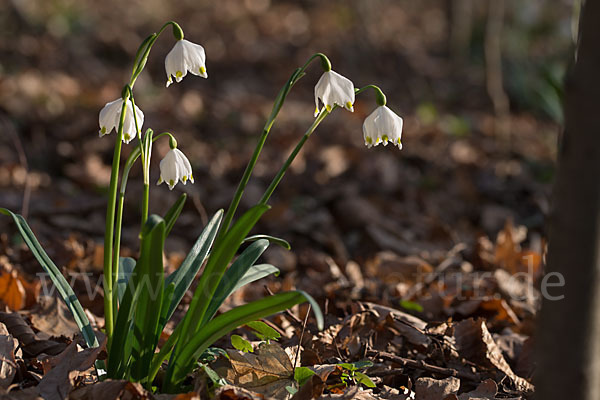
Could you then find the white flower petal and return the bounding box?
[158,148,194,190]
[98,99,122,137]
[165,39,207,87]
[313,70,355,117]
[98,98,145,144]
[362,106,403,150]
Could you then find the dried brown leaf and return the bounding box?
[457,379,498,400]
[414,377,460,400]
[38,340,105,400]
[220,342,294,398]
[0,312,65,357]
[0,323,17,389]
[290,375,325,400]
[68,380,149,400]
[0,387,42,399]
[214,385,265,400]
[453,319,533,393]
[28,295,80,339]
[0,270,25,310]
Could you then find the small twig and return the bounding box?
[366,350,482,382]
[293,304,310,370]
[333,336,345,361]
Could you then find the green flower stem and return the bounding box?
[259,108,331,205]
[110,131,173,318]
[105,19,179,346]
[355,84,387,106]
[109,90,144,314]
[220,53,331,235]
[103,99,129,340]
[129,21,178,87]
[128,94,149,228]
[142,184,149,225]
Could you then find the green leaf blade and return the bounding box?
[0,208,98,349]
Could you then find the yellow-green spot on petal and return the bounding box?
[382,134,389,143]
[199,66,206,74]
[190,174,194,182]
[169,179,175,186]
[182,175,188,183]
[101,126,106,134]
[325,104,332,112]
[345,101,353,109]
[366,137,373,145]
[124,133,131,141]
[176,71,183,78]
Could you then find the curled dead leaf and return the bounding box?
[453,318,533,393]
[218,342,295,399]
[0,323,17,389]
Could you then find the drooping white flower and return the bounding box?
[98,98,144,144]
[314,70,355,117]
[157,148,194,190]
[362,105,403,149]
[165,39,207,87]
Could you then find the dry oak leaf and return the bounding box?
[414,377,459,400]
[0,311,66,357]
[68,380,149,400]
[220,342,295,399]
[28,295,80,339]
[214,385,266,400]
[444,379,521,400]
[0,270,26,310]
[453,318,533,393]
[38,339,105,400]
[0,387,42,399]
[0,322,17,389]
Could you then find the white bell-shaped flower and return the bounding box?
[362,105,403,149]
[165,39,207,87]
[98,98,144,144]
[157,148,194,190]
[314,70,355,117]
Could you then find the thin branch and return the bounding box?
[366,350,482,382]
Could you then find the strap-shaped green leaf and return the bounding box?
[117,257,136,305]
[109,215,165,380]
[164,193,187,236]
[0,208,98,349]
[243,234,291,250]
[232,263,280,293]
[162,210,223,325]
[107,268,144,378]
[164,290,323,392]
[129,215,166,382]
[202,239,270,325]
[176,204,269,349]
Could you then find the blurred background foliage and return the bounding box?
[0,0,574,258]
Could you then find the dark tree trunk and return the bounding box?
[536,0,600,398]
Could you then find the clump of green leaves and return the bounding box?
[338,360,376,388]
[1,18,400,394]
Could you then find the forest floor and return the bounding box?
[0,1,565,399]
